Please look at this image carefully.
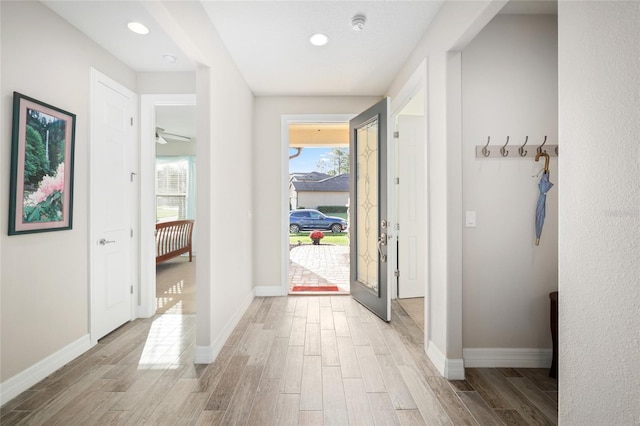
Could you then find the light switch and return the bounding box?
[465,211,476,228]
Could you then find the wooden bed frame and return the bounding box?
[155,219,195,265]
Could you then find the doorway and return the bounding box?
[288,126,350,295]
[281,115,354,297]
[140,94,196,318]
[154,105,197,314]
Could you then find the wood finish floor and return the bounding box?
[1,296,557,425]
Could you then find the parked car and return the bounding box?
[289,209,347,233]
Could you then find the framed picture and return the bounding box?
[9,92,76,235]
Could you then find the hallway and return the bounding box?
[1,296,557,425]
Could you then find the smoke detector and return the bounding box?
[351,15,366,31]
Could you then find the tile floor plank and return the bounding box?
[507,377,558,425]
[300,356,323,411]
[281,346,304,394]
[337,336,361,378]
[333,310,350,337]
[298,410,324,425]
[247,378,280,425]
[304,322,321,356]
[343,378,375,425]
[427,376,478,425]
[396,409,428,425]
[480,368,555,426]
[321,329,340,367]
[275,393,300,425]
[378,355,418,410]
[399,365,452,425]
[457,391,506,426]
[355,345,387,393]
[322,366,349,425]
[367,392,402,426]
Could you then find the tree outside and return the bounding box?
[316,147,349,176]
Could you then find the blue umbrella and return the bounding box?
[535,153,553,245]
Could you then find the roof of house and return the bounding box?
[289,171,330,182]
[291,173,349,192]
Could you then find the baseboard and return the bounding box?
[426,340,465,380]
[254,285,286,297]
[463,347,553,368]
[194,289,256,364]
[1,334,93,406]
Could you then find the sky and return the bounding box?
[289,147,344,174]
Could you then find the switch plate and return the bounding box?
[465,211,476,228]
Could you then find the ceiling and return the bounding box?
[42,0,444,96]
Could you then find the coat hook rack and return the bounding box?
[519,136,529,157]
[500,136,510,157]
[536,136,548,155]
[482,136,491,157]
[476,135,558,158]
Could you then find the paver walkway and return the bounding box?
[288,244,350,294]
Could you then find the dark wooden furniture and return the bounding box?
[549,291,558,378]
[155,219,194,264]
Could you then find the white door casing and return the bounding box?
[90,69,136,342]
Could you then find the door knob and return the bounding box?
[99,238,115,246]
[378,233,387,262]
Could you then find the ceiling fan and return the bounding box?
[155,127,192,144]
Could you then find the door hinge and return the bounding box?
[395,177,400,185]
[396,223,400,231]
[130,117,133,126]
[130,229,133,238]
[394,270,400,277]
[394,131,400,138]
[130,285,134,294]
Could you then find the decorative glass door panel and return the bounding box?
[356,120,379,292]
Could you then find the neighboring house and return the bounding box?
[289,173,349,209]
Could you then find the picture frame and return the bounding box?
[9,92,76,235]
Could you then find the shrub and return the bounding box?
[317,205,348,214]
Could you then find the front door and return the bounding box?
[90,69,135,340]
[349,98,391,321]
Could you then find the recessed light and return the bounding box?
[310,33,329,46]
[163,54,177,64]
[127,21,149,35]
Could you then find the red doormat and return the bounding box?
[292,286,340,292]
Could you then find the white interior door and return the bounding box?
[90,69,136,341]
[397,115,426,298]
[349,98,391,321]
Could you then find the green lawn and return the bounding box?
[289,231,349,246]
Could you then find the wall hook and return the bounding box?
[482,136,491,157]
[519,136,529,157]
[537,135,548,155]
[500,136,510,157]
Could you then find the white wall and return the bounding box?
[297,192,349,210]
[145,1,256,361]
[386,0,505,378]
[252,96,380,290]
[0,1,136,383]
[461,15,558,356]
[558,2,640,423]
